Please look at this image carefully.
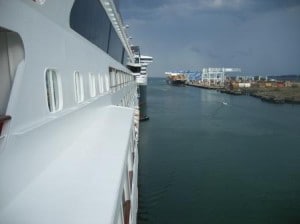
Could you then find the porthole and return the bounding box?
[74,71,84,103]
[89,73,96,97]
[105,73,110,92]
[45,69,62,112]
[98,74,104,94]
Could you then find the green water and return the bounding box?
[138,78,300,224]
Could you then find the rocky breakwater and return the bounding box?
[246,85,300,104]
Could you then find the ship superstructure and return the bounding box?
[0,0,141,223]
[129,46,153,121]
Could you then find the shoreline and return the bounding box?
[187,82,300,104]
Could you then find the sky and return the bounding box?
[119,0,300,77]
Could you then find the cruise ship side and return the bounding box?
[0,0,140,223]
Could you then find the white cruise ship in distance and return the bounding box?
[0,0,141,223]
[130,46,153,120]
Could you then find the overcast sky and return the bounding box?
[120,0,300,77]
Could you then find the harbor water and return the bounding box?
[138,78,300,224]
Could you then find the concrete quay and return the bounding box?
[186,82,223,90]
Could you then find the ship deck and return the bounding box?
[0,105,134,224]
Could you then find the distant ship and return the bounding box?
[129,46,153,121]
[165,72,187,86]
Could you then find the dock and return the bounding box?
[186,81,300,104]
[186,82,223,90]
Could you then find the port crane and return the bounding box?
[201,67,241,86]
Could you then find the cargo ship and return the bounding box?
[166,72,187,86]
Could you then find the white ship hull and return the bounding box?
[0,0,139,223]
[136,74,148,86]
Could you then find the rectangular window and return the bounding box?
[105,73,110,92]
[109,68,116,90]
[107,27,124,63]
[70,0,111,53]
[74,71,84,103]
[89,73,96,97]
[45,69,62,112]
[98,74,104,94]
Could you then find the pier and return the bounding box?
[186,82,223,90]
[186,81,300,104]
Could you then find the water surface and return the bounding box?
[138,78,300,224]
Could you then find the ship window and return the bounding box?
[109,68,115,89]
[123,51,129,65]
[107,27,124,63]
[70,0,127,64]
[105,73,110,92]
[70,0,110,53]
[116,71,121,87]
[98,74,104,94]
[89,73,96,97]
[74,71,84,103]
[45,69,62,112]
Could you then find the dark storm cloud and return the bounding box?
[120,0,300,76]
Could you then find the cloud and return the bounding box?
[121,0,300,21]
[120,0,300,76]
[190,46,202,55]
